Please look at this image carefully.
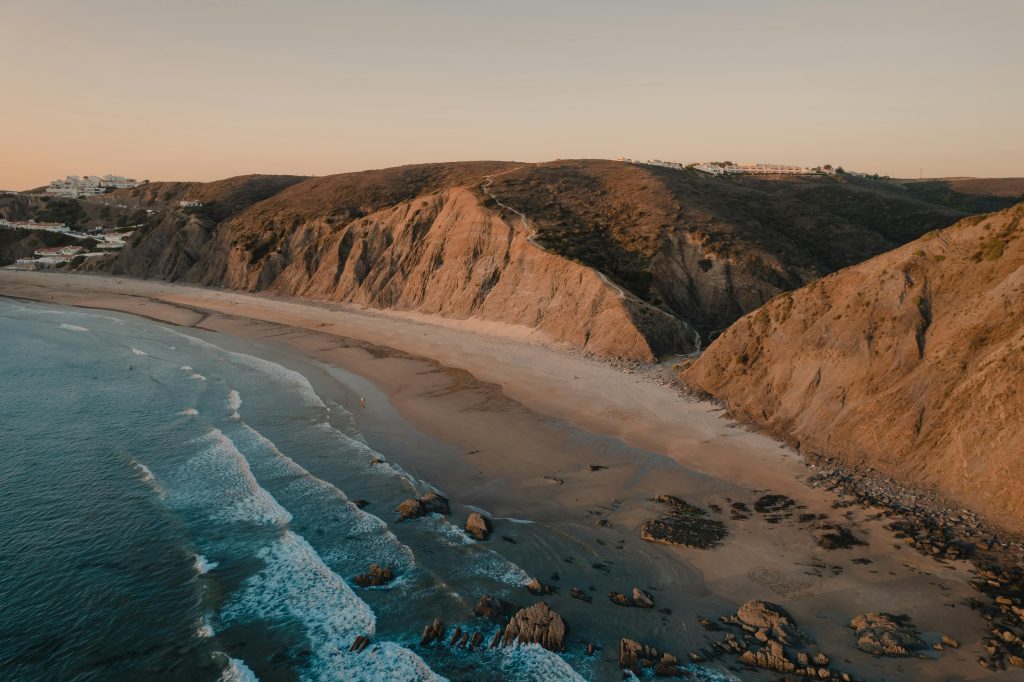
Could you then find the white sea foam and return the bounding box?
[179,408,199,416]
[170,329,329,412]
[181,365,193,371]
[227,351,327,409]
[427,515,531,586]
[498,517,535,525]
[190,373,207,381]
[197,613,215,638]
[217,654,259,682]
[221,531,441,682]
[195,554,219,574]
[128,459,165,498]
[60,323,89,332]
[228,390,242,419]
[172,428,291,527]
[229,420,415,574]
[131,347,148,356]
[494,643,588,682]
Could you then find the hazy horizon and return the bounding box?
[3,0,1023,190]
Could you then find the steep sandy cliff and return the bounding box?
[97,161,1021,361]
[484,161,1024,340]
[107,165,694,360]
[683,203,1024,530]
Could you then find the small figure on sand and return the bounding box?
[360,396,366,409]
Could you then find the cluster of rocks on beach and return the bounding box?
[806,457,1024,672]
[348,441,1024,677]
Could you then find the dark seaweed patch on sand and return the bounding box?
[640,495,727,549]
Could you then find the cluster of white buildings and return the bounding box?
[7,225,132,270]
[179,199,203,208]
[618,157,838,177]
[691,162,832,176]
[0,218,70,233]
[46,174,140,198]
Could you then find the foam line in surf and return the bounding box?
[226,351,327,409]
[226,418,415,573]
[228,389,241,419]
[166,328,328,410]
[194,554,219,574]
[171,428,291,526]
[60,323,89,332]
[219,531,442,681]
[216,654,259,682]
[131,347,148,356]
[128,458,165,498]
[426,515,531,586]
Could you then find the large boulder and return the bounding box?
[737,600,798,644]
[421,491,450,515]
[465,511,493,540]
[502,602,567,652]
[473,594,515,621]
[850,613,926,657]
[396,491,450,520]
[397,498,425,520]
[353,563,394,587]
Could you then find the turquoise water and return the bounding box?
[0,299,741,682]
[0,300,597,682]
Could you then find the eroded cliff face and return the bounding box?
[233,188,693,359]
[112,185,695,360]
[683,204,1024,530]
[102,161,1021,362]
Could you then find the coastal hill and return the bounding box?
[25,160,1024,359]
[682,201,1024,530]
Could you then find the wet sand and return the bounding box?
[0,270,996,681]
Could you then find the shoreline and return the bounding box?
[0,269,1012,680]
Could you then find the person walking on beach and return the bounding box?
[360,397,366,409]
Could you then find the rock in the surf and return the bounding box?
[396,491,451,520]
[503,602,567,651]
[420,618,445,646]
[465,511,493,540]
[473,594,515,621]
[420,491,450,515]
[353,563,394,587]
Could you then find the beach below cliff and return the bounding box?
[0,269,1001,681]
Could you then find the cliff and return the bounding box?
[96,161,1021,361]
[683,202,1024,530]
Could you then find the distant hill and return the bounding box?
[55,160,1024,359]
[683,201,1024,530]
[482,161,1023,339]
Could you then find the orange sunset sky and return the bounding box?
[2,0,1022,189]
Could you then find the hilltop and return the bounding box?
[682,201,1024,530]
[13,160,1022,360]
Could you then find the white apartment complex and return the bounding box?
[46,174,140,198]
[692,162,822,176]
[0,218,69,233]
[619,157,837,177]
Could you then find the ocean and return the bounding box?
[0,298,739,682]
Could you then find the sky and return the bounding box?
[2,0,1022,189]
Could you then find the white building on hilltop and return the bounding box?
[692,162,821,176]
[46,174,139,198]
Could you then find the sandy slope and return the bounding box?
[684,203,1024,533]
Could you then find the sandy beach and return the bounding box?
[0,270,997,680]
